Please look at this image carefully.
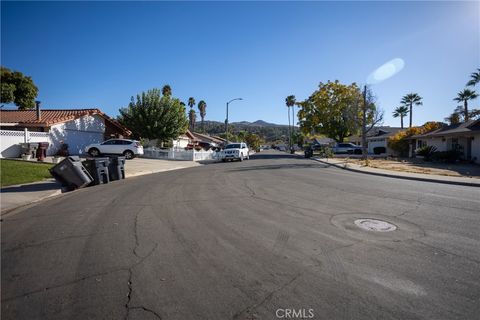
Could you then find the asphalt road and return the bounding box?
[2,150,480,320]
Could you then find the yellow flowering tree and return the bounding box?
[297,81,378,142]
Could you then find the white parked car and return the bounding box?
[220,143,250,162]
[332,143,362,154]
[85,139,144,159]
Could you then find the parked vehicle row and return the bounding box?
[305,143,364,158]
[331,143,363,154]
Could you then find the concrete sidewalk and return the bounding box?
[0,179,62,214]
[125,157,201,177]
[1,158,203,214]
[313,157,480,187]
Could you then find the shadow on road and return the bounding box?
[228,163,329,172]
[249,153,304,160]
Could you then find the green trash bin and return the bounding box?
[50,156,93,190]
[108,156,125,181]
[82,157,110,185]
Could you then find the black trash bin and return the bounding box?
[50,156,93,190]
[108,156,125,181]
[82,157,110,185]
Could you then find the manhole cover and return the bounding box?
[354,219,397,232]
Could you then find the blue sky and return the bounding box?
[1,1,479,126]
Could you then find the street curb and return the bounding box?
[311,158,480,187]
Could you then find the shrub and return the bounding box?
[422,121,444,133]
[432,150,461,163]
[373,146,386,155]
[415,145,437,161]
[387,123,443,157]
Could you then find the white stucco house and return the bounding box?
[0,106,131,157]
[347,127,403,155]
[172,130,197,149]
[411,119,480,163]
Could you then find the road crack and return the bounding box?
[1,267,129,303]
[232,273,302,319]
[124,206,161,319]
[130,306,163,319]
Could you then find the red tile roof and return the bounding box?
[0,108,131,135]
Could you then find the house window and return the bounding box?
[451,138,460,151]
[417,140,426,148]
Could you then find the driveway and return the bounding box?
[125,157,201,177]
[2,150,479,319]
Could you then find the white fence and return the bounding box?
[0,129,57,158]
[142,147,219,161]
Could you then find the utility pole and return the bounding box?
[225,98,242,144]
[361,85,368,162]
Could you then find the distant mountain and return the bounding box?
[196,120,290,128]
[239,120,289,127]
[194,120,294,142]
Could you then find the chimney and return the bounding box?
[35,101,41,120]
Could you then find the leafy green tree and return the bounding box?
[217,132,238,142]
[285,95,296,149]
[197,100,207,132]
[1,66,39,109]
[297,81,378,142]
[392,105,409,129]
[467,68,480,87]
[454,89,478,121]
[400,93,423,128]
[118,88,188,143]
[162,85,172,97]
[237,130,248,142]
[245,132,263,151]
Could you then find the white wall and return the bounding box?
[142,148,218,161]
[420,137,447,152]
[471,133,480,163]
[172,136,190,149]
[1,115,107,157]
[367,139,385,153]
[0,129,51,158]
[50,115,105,155]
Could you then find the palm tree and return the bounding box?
[162,85,172,97]
[401,93,423,128]
[285,95,296,150]
[454,88,478,121]
[197,100,207,132]
[467,68,480,87]
[392,106,409,129]
[188,97,195,110]
[188,109,196,131]
[444,112,461,125]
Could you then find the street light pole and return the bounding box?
[225,98,242,144]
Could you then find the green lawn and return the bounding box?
[0,159,53,187]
